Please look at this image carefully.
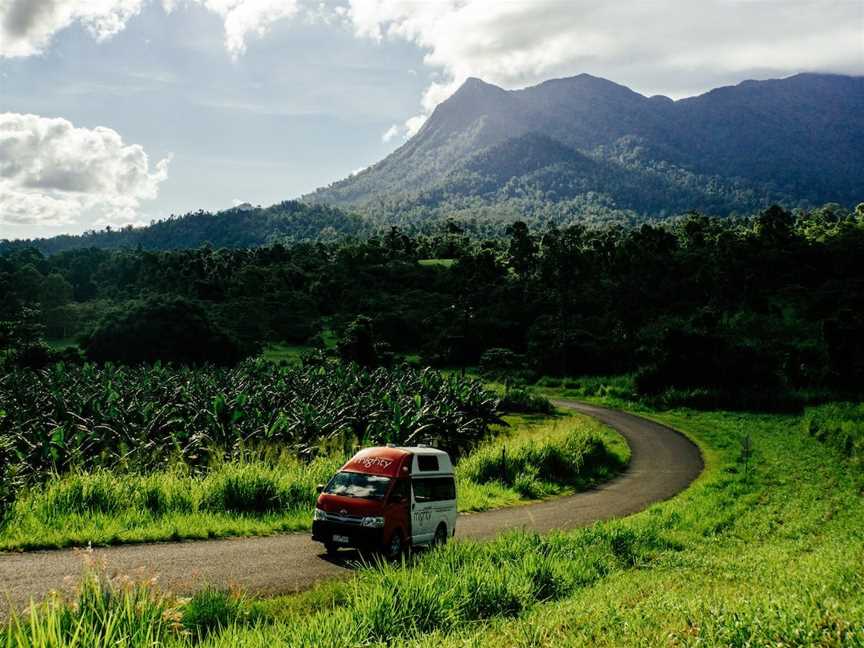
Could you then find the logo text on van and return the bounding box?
[352,457,394,470]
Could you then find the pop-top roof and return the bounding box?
[341,446,450,477]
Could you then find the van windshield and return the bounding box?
[324,471,392,501]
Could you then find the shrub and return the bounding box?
[513,470,552,499]
[456,561,533,619]
[33,470,131,518]
[139,473,195,515]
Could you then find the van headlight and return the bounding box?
[361,516,385,528]
[313,508,328,521]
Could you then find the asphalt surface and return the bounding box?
[0,401,702,615]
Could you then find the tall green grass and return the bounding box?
[2,526,663,648]
[0,458,342,551]
[459,416,627,500]
[536,374,637,405]
[2,571,179,648]
[803,401,864,469]
[0,414,625,551]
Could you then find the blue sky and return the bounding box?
[1,0,862,239]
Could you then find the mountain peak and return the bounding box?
[451,76,507,99]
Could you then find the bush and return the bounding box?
[555,375,636,401]
[513,469,553,498]
[33,470,130,518]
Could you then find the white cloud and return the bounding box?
[0,0,147,57]
[0,0,301,60]
[381,123,400,143]
[168,0,301,58]
[344,0,864,132]
[0,113,171,229]
[3,0,862,137]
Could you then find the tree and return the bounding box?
[83,296,248,365]
[505,221,537,279]
[479,347,524,382]
[337,316,379,368]
[40,274,73,309]
[755,204,794,243]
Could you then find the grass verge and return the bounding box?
[5,404,862,646]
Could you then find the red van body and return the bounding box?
[312,446,455,556]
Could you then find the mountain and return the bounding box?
[307,73,864,223]
[7,73,862,255]
[0,201,371,255]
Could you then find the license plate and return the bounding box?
[332,534,350,544]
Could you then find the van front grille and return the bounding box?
[322,511,363,525]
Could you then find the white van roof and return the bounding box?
[403,447,453,475]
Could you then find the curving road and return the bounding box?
[0,401,702,615]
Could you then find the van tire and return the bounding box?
[384,531,404,560]
[324,543,339,556]
[433,523,448,548]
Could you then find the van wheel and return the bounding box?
[384,531,404,560]
[433,524,448,547]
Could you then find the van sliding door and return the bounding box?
[411,476,456,544]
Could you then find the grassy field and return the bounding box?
[418,258,457,268]
[0,412,624,552]
[5,402,862,646]
[45,338,80,351]
[260,343,311,365]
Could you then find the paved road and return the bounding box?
[0,401,702,615]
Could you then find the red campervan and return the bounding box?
[312,445,457,558]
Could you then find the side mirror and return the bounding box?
[315,484,325,494]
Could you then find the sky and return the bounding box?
[1,0,862,240]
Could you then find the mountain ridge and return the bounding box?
[307,72,864,221]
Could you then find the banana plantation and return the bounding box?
[0,360,499,515]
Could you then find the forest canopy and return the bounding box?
[2,202,863,408]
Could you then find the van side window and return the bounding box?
[412,477,456,502]
[389,478,409,503]
[417,455,439,472]
[434,477,456,501]
[412,478,431,502]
